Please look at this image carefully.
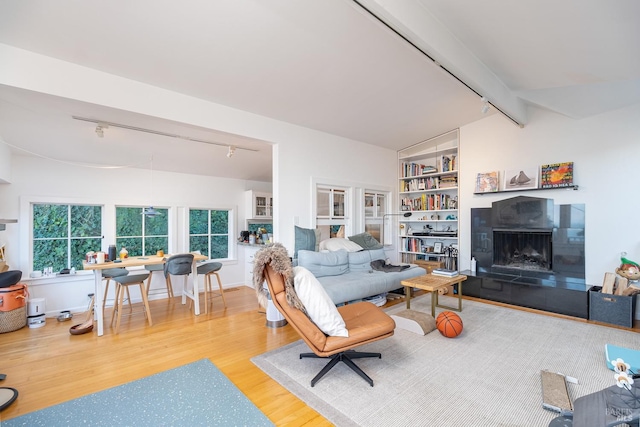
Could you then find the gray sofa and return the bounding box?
[297,248,426,305]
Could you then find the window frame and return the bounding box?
[188,207,234,261]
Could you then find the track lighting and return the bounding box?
[95,124,107,138]
[227,146,236,158]
[480,97,490,114]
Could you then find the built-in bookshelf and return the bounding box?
[397,129,459,266]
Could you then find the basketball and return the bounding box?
[436,311,463,338]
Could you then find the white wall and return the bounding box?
[458,104,640,288]
[0,137,10,183]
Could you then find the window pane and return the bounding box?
[333,190,345,217]
[190,236,209,255]
[145,209,168,235]
[365,193,374,217]
[116,237,142,257]
[116,207,143,236]
[210,210,228,234]
[364,224,381,242]
[71,205,101,237]
[377,194,386,216]
[211,235,228,259]
[33,204,68,238]
[71,238,102,270]
[317,189,330,217]
[190,209,208,234]
[33,239,67,272]
[144,237,168,255]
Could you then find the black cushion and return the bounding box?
[0,270,21,288]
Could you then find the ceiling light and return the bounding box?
[481,97,490,114]
[227,146,236,158]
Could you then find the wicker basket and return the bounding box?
[0,305,27,333]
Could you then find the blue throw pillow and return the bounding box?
[294,226,316,258]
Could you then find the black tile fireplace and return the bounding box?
[465,196,587,318]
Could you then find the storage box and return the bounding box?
[0,283,28,333]
[589,286,636,328]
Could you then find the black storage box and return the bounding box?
[589,286,636,328]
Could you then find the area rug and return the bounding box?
[3,359,273,426]
[252,294,639,427]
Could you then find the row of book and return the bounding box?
[400,194,458,211]
[400,175,458,192]
[400,155,457,178]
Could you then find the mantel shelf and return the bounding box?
[473,185,578,196]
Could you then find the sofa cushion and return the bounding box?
[293,266,348,337]
[298,249,349,278]
[348,232,383,250]
[294,226,316,258]
[348,248,386,272]
[319,238,363,252]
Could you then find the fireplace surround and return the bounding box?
[464,196,587,318]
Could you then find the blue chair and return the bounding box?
[145,263,173,299]
[110,273,152,334]
[197,262,227,314]
[101,268,130,312]
[163,254,194,305]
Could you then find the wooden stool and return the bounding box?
[102,268,131,312]
[197,262,226,314]
[110,273,152,334]
[145,264,173,299]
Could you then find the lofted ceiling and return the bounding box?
[0,0,638,182]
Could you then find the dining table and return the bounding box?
[82,253,208,336]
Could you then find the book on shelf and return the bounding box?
[432,268,459,277]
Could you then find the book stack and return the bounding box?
[432,268,459,277]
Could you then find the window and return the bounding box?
[189,209,230,259]
[32,203,102,271]
[364,191,388,242]
[316,186,348,239]
[116,206,168,257]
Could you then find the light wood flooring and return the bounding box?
[1,287,637,425]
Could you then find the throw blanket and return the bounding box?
[370,259,410,273]
[252,243,306,314]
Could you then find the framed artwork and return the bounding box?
[475,171,500,193]
[433,242,443,253]
[503,167,538,191]
[540,162,573,188]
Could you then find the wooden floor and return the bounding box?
[1,287,637,425]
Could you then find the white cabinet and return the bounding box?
[397,129,459,263]
[246,191,273,219]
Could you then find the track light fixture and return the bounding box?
[481,97,490,114]
[227,146,236,158]
[95,124,108,138]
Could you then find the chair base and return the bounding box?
[300,350,381,387]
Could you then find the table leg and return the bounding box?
[405,286,411,309]
[93,270,104,336]
[192,260,200,316]
[431,291,436,317]
[434,280,463,314]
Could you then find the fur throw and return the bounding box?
[253,243,306,314]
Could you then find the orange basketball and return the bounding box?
[436,311,463,338]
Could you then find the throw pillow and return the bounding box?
[294,226,316,258]
[348,232,383,250]
[293,266,348,337]
[319,238,363,253]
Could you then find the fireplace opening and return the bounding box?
[493,229,552,272]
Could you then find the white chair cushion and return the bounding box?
[293,266,348,337]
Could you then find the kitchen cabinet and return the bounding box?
[246,190,273,219]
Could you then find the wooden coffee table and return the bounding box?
[401,274,467,317]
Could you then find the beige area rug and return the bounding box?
[252,294,639,426]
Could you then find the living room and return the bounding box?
[1,1,639,424]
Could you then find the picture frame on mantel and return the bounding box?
[540,162,574,188]
[475,171,500,193]
[503,168,538,191]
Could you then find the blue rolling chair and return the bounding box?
[197,262,227,314]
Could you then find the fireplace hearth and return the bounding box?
[465,196,587,318]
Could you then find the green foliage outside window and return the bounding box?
[32,204,102,272]
[116,207,168,256]
[189,209,229,259]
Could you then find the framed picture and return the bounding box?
[401,205,411,211]
[503,167,538,191]
[475,171,500,193]
[540,162,573,188]
[433,242,443,253]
